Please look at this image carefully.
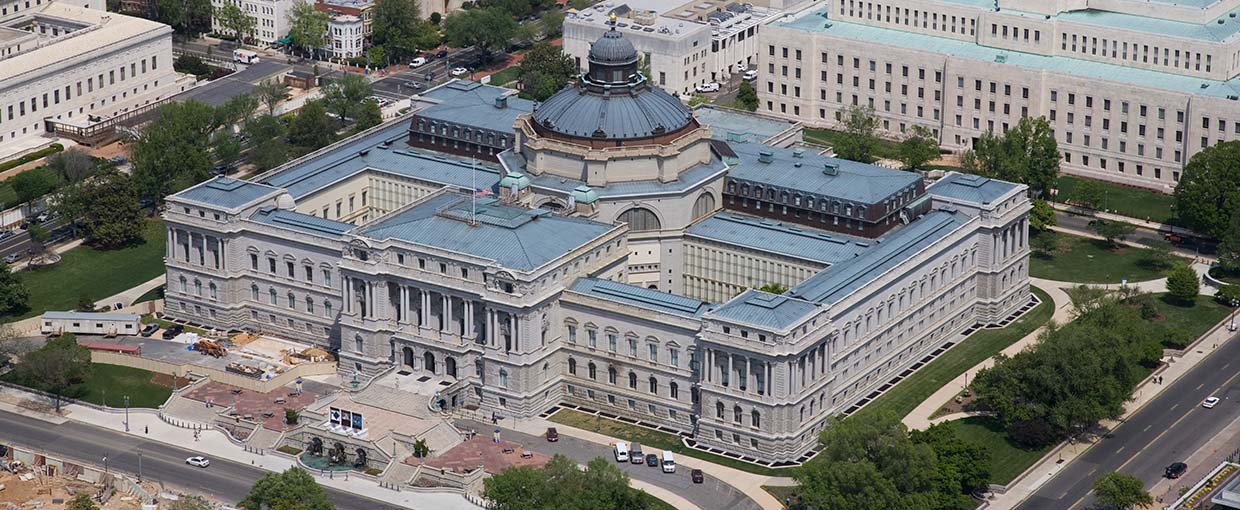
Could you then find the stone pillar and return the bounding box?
[486,309,496,347]
[506,313,515,352]
[345,278,353,314]
[441,295,451,333]
[765,362,772,396]
[465,301,475,338]
[421,291,431,328]
[705,349,712,383]
[726,352,733,387]
[217,238,224,269]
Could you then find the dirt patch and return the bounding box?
[149,373,190,389]
[0,472,142,510]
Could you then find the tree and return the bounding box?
[174,54,211,77]
[1071,179,1105,210]
[898,126,939,171]
[372,0,439,61]
[66,493,98,510]
[1091,472,1152,510]
[155,0,213,37]
[287,1,330,57]
[483,454,651,510]
[1166,263,1200,304]
[541,8,564,38]
[26,223,49,260]
[165,495,211,510]
[352,100,383,133]
[735,81,758,111]
[131,100,216,200]
[758,283,788,294]
[1174,140,1240,239]
[46,149,97,184]
[1089,220,1135,249]
[516,43,577,101]
[1215,283,1240,307]
[0,261,27,316]
[443,8,517,52]
[835,105,879,163]
[10,169,59,215]
[1029,200,1056,232]
[411,438,430,459]
[218,93,260,126]
[215,3,256,41]
[12,334,91,411]
[910,424,991,496]
[321,74,373,126]
[970,116,1059,197]
[1217,206,1240,273]
[60,170,146,249]
[429,12,441,24]
[254,79,291,116]
[284,408,300,425]
[1142,240,1177,271]
[244,115,291,172]
[239,468,333,510]
[1030,231,1064,258]
[212,131,242,169]
[288,100,336,150]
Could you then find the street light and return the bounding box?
[137,453,142,482]
[123,395,130,432]
[1229,299,1238,332]
[102,455,108,474]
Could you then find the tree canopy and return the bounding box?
[154,0,213,37]
[1029,200,1056,232]
[131,100,217,200]
[239,468,333,510]
[0,261,28,318]
[10,334,91,411]
[735,81,758,111]
[1089,220,1136,249]
[1218,206,1240,273]
[288,1,330,56]
[483,455,653,510]
[967,116,1059,198]
[55,170,145,249]
[898,126,939,171]
[834,105,879,163]
[214,3,256,41]
[516,43,577,101]
[444,7,517,52]
[322,74,374,126]
[1165,263,1200,304]
[46,149,98,184]
[1174,140,1240,238]
[288,100,336,150]
[1091,472,1152,510]
[371,0,440,62]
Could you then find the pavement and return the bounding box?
[175,61,292,107]
[1054,209,1216,259]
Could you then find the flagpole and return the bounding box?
[471,158,477,226]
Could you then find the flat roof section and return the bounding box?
[174,176,283,210]
[726,141,921,205]
[686,212,871,265]
[693,105,799,145]
[570,277,712,318]
[926,172,1022,205]
[706,289,819,329]
[416,80,535,135]
[249,207,355,237]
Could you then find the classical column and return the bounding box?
[486,309,496,346]
[787,360,795,395]
[506,313,515,352]
[726,352,733,388]
[345,278,353,314]
[464,301,475,338]
[421,291,431,328]
[765,362,772,396]
[705,349,712,383]
[217,238,224,269]
[399,286,408,322]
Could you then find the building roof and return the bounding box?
[174,176,283,210]
[416,80,535,135]
[706,289,819,330]
[1055,8,1240,42]
[262,120,503,200]
[499,148,729,198]
[927,172,1022,205]
[589,26,640,64]
[779,8,1240,100]
[693,105,798,144]
[725,142,921,205]
[532,82,695,140]
[570,278,711,318]
[1,3,170,85]
[788,210,969,305]
[357,193,617,272]
[249,207,354,237]
[686,212,870,265]
[42,311,141,321]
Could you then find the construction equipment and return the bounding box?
[193,339,227,358]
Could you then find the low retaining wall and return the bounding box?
[90,350,336,393]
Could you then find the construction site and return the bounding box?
[0,445,194,510]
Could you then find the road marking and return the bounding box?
[1115,446,1125,454]
[1115,368,1240,475]
[1170,403,1180,411]
[1197,382,1206,390]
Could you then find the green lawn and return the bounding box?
[486,66,521,87]
[547,408,786,476]
[1030,231,1177,283]
[1146,293,1231,349]
[1054,175,1176,224]
[940,416,1051,485]
[803,128,903,161]
[1,363,173,408]
[850,287,1053,423]
[763,486,799,508]
[134,284,165,304]
[7,219,167,321]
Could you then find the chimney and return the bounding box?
[495,96,508,109]
[758,150,773,164]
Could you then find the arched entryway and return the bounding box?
[423,351,437,374]
[446,357,457,378]
[402,347,414,369]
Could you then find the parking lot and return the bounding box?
[371,48,504,101]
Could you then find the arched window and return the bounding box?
[751,410,761,428]
[324,301,333,317]
[498,369,509,388]
[269,288,278,304]
[588,362,597,380]
[306,297,314,313]
[628,371,637,389]
[799,406,805,423]
[733,405,743,423]
[209,283,217,299]
[608,367,617,384]
[692,193,716,219]
[617,208,661,231]
[568,357,577,375]
[716,401,724,419]
[669,381,679,399]
[193,279,202,295]
[179,276,187,293]
[251,285,259,301]
[648,376,658,394]
[287,292,296,309]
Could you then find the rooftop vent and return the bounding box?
[495,95,508,109]
[1220,19,1226,24]
[758,150,774,163]
[823,163,839,176]
[358,149,370,156]
[792,148,805,158]
[1231,12,1236,17]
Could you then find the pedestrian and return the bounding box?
[144,425,148,434]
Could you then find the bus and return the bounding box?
[233,49,260,64]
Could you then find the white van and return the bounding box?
[233,49,260,64]
[614,441,629,463]
[661,451,675,473]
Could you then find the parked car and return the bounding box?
[630,443,645,464]
[410,57,428,68]
[185,456,210,468]
[545,427,559,442]
[645,454,658,467]
[743,70,758,81]
[695,82,721,93]
[451,67,469,77]
[140,323,159,337]
[3,253,19,264]
[1202,396,1220,408]
[436,49,449,59]
[162,325,184,340]
[691,469,704,483]
[1166,462,1188,479]
[0,230,14,241]
[108,155,128,165]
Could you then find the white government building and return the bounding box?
[0,0,190,158]
[759,0,1240,191]
[163,29,1033,465]
[211,0,292,45]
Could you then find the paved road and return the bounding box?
[456,419,761,510]
[372,48,478,101]
[176,61,291,107]
[0,217,68,260]
[1020,333,1240,509]
[0,411,404,510]
[1054,210,1217,256]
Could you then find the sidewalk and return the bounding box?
[1148,412,1240,505]
[1049,201,1201,237]
[0,386,477,510]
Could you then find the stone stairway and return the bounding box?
[379,445,420,487]
[351,384,432,419]
[247,425,284,450]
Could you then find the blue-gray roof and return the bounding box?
[570,278,711,318]
[927,172,1022,205]
[262,121,503,199]
[1055,8,1240,42]
[418,80,535,134]
[707,289,819,330]
[589,27,639,64]
[686,212,870,265]
[788,210,968,305]
[42,311,141,321]
[499,149,728,198]
[358,193,616,271]
[249,207,354,237]
[693,105,798,144]
[726,142,921,205]
[174,176,281,210]
[533,82,694,140]
[779,8,1240,100]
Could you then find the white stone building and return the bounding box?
[758,0,1240,192]
[211,0,292,46]
[0,1,190,158]
[327,14,363,58]
[161,30,1033,465]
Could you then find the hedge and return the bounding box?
[0,144,64,173]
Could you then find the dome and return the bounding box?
[588,28,638,65]
[532,86,694,140]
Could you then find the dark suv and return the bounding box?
[1166,462,1188,479]
[162,325,184,340]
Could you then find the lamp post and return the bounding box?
[102,455,108,475]
[1229,299,1238,332]
[137,452,142,482]
[123,395,130,432]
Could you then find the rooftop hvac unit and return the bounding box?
[632,10,658,25]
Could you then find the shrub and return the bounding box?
[0,144,65,173]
